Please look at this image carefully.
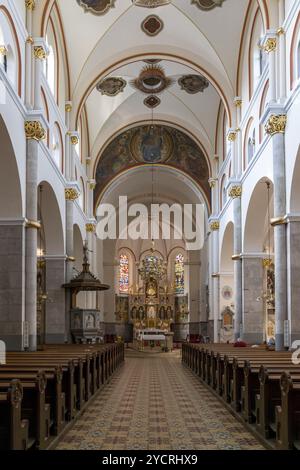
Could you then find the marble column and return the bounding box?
[278,1,286,103]
[25,1,34,109]
[25,121,46,351]
[69,132,79,181]
[265,114,287,350]
[234,98,243,178]
[45,256,66,344]
[242,256,265,344]
[229,185,243,340]
[0,221,25,350]
[286,217,300,345]
[65,102,72,181]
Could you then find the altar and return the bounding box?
[134,329,174,352]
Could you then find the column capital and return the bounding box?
[227,128,238,142]
[24,120,46,141]
[68,131,80,146]
[208,177,217,189]
[65,102,72,113]
[234,97,242,107]
[262,30,278,53]
[88,179,97,190]
[25,0,35,10]
[210,221,220,232]
[86,223,96,233]
[0,45,8,56]
[228,183,242,199]
[265,114,287,136]
[33,38,49,60]
[65,187,79,201]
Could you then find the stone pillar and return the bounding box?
[265,114,287,350]
[234,97,243,177]
[286,217,300,344]
[45,256,66,344]
[228,184,243,340]
[0,221,25,350]
[33,39,48,110]
[227,129,238,176]
[25,120,46,351]
[242,255,265,344]
[86,222,97,309]
[210,220,220,342]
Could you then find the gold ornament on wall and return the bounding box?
[34,46,47,60]
[228,131,237,142]
[265,114,287,136]
[25,0,35,10]
[0,45,7,56]
[263,38,277,53]
[24,121,46,141]
[210,221,220,231]
[229,185,242,199]
[86,223,96,233]
[65,188,79,201]
[70,135,79,146]
[65,103,72,113]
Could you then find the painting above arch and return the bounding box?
[94,124,210,201]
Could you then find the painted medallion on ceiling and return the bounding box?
[178,74,209,94]
[95,125,210,201]
[132,0,171,6]
[96,77,127,96]
[76,0,116,15]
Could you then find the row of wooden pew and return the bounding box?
[182,343,300,450]
[0,342,124,450]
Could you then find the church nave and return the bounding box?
[56,350,264,451]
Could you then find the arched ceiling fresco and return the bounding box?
[94,124,210,204]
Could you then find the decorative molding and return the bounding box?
[89,179,97,190]
[76,0,116,15]
[25,219,41,230]
[232,254,241,261]
[265,114,287,136]
[178,74,209,94]
[131,65,173,94]
[96,77,127,97]
[24,121,46,141]
[208,178,217,188]
[228,185,242,199]
[65,188,79,201]
[141,15,164,36]
[270,216,287,227]
[133,0,170,6]
[192,0,226,11]
[144,95,161,108]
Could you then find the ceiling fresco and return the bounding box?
[94,124,210,202]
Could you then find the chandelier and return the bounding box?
[138,250,167,281]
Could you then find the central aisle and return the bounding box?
[56,349,264,451]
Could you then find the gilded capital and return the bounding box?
[89,181,96,190]
[86,223,96,233]
[263,37,277,53]
[65,188,79,201]
[70,135,79,146]
[208,178,217,189]
[262,258,273,269]
[34,46,47,60]
[210,221,220,231]
[0,45,7,56]
[229,185,242,199]
[228,131,237,142]
[234,98,242,107]
[25,121,46,141]
[265,114,287,136]
[65,103,72,113]
[25,0,35,10]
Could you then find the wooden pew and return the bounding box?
[275,372,300,450]
[0,380,30,450]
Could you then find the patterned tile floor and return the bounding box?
[56,349,264,450]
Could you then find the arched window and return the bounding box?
[0,16,17,89]
[119,254,129,294]
[44,28,57,98]
[175,254,184,295]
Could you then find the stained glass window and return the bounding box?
[175,254,184,295]
[119,254,129,293]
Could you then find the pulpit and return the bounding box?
[63,242,110,344]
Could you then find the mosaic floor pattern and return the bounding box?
[56,349,264,450]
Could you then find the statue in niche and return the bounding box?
[159,306,165,320]
[146,279,157,298]
[74,314,81,330]
[138,306,144,320]
[85,314,95,329]
[166,306,172,319]
[131,306,137,320]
